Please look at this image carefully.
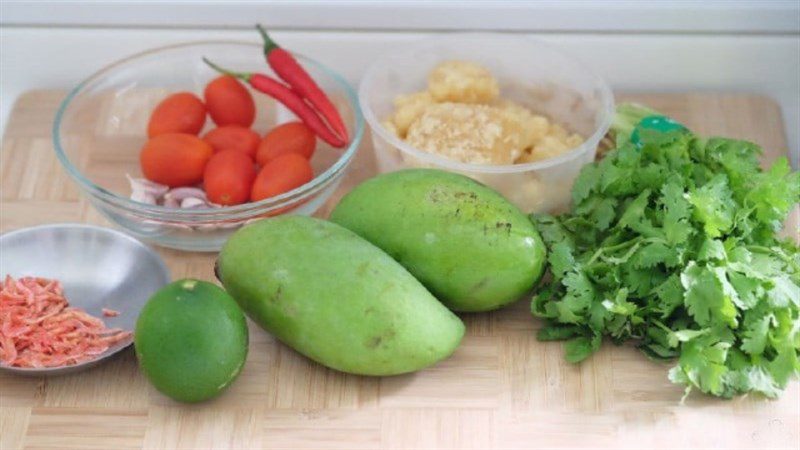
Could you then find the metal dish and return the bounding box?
[0,223,170,376]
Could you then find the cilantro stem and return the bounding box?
[586,249,605,266]
[586,238,640,265]
[605,241,645,264]
[586,237,665,266]
[653,319,673,334]
[747,245,800,273]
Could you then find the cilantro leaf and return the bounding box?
[531,214,575,250]
[661,180,694,245]
[634,241,680,268]
[740,311,772,355]
[726,271,762,310]
[537,325,585,341]
[681,262,738,327]
[674,337,731,397]
[601,288,636,315]
[572,164,601,205]
[618,189,651,230]
[564,333,602,363]
[653,274,684,318]
[686,174,736,237]
[746,158,800,226]
[667,328,711,348]
[768,342,799,387]
[548,242,576,280]
[765,276,800,308]
[697,238,726,262]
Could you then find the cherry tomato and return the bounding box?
[256,121,316,166]
[147,92,207,137]
[204,150,256,206]
[204,75,256,127]
[251,153,313,202]
[140,133,213,187]
[202,126,260,158]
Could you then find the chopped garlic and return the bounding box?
[386,60,584,165]
[406,103,524,165]
[428,60,499,104]
[392,91,435,138]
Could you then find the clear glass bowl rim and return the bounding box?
[52,40,364,220]
[358,32,614,174]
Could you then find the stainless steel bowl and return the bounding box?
[0,223,170,375]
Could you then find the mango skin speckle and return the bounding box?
[331,169,547,312]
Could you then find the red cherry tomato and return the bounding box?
[147,92,206,137]
[256,121,316,166]
[204,150,256,206]
[140,133,213,187]
[251,153,313,202]
[204,75,256,127]
[203,126,260,158]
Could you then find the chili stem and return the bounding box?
[202,58,251,81]
[256,24,279,54]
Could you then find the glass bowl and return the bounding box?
[54,41,364,252]
[359,33,613,213]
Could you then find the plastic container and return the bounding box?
[54,41,363,252]
[359,34,613,213]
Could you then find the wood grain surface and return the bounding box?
[1,91,798,450]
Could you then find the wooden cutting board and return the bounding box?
[1,91,798,450]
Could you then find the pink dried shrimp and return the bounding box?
[0,275,131,368]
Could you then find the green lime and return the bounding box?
[134,279,248,403]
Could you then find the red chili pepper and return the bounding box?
[256,24,349,143]
[203,58,346,148]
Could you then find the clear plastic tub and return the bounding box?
[359,34,614,213]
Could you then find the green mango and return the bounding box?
[216,216,464,376]
[330,169,546,312]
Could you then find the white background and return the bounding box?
[1,0,799,166]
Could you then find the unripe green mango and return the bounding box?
[330,169,546,312]
[216,216,464,376]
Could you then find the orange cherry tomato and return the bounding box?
[251,153,313,202]
[203,150,256,206]
[140,133,213,187]
[255,121,316,166]
[204,75,256,127]
[202,126,260,158]
[147,92,207,137]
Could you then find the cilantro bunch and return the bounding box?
[531,104,800,398]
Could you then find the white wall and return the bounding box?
[1,1,799,165]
